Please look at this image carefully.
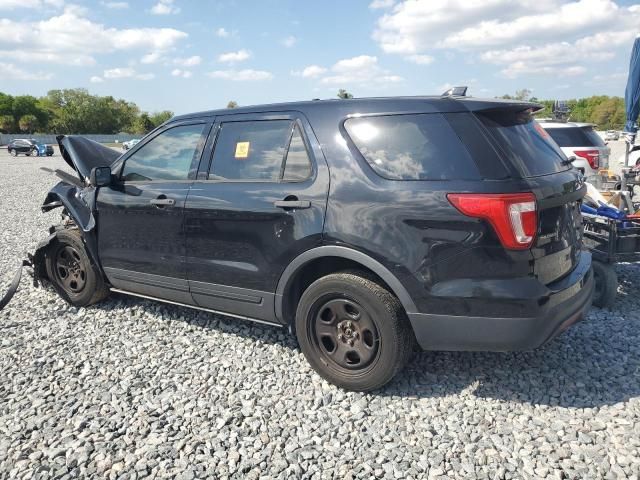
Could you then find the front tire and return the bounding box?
[592,260,617,308]
[9,149,17,157]
[295,272,415,391]
[44,228,109,307]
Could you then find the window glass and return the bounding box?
[546,126,605,148]
[122,124,205,182]
[344,113,480,180]
[282,125,312,181]
[210,120,292,181]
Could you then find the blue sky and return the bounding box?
[0,0,638,115]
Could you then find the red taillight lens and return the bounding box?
[573,149,599,169]
[447,193,537,250]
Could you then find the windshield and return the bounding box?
[477,111,569,177]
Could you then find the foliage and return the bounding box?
[18,115,39,133]
[226,100,238,108]
[501,90,627,130]
[337,89,354,99]
[0,89,173,134]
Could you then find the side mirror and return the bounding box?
[90,166,112,187]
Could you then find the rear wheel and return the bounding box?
[295,272,415,391]
[45,228,109,307]
[592,260,617,308]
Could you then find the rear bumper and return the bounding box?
[408,250,593,351]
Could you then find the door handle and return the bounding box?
[274,199,311,210]
[150,197,175,207]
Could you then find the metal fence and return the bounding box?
[0,133,140,145]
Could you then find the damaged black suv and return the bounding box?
[34,94,593,391]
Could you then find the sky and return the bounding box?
[0,0,638,115]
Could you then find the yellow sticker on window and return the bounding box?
[235,141,250,159]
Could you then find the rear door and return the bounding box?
[97,120,210,303]
[184,112,329,323]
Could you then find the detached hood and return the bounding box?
[57,135,121,182]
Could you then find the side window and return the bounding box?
[282,124,312,181]
[122,124,205,182]
[209,120,292,181]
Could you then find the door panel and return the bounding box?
[184,113,329,323]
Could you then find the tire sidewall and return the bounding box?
[45,230,101,306]
[296,275,405,391]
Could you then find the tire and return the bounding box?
[592,260,617,308]
[9,149,17,157]
[44,228,109,307]
[295,271,415,391]
[31,147,39,157]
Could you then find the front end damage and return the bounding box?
[1,136,120,310]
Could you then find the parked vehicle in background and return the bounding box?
[34,95,592,391]
[7,139,54,157]
[605,130,620,141]
[122,139,140,150]
[537,121,611,177]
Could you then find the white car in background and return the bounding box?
[122,139,140,151]
[537,121,610,178]
[605,130,620,141]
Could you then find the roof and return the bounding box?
[171,96,541,122]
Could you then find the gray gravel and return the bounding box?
[1,150,640,479]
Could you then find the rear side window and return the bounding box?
[545,126,606,148]
[477,111,568,177]
[210,120,312,181]
[344,113,480,180]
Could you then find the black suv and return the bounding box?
[8,138,54,157]
[34,95,593,391]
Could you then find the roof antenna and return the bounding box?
[441,86,467,97]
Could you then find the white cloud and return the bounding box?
[141,51,162,64]
[103,67,154,80]
[207,69,273,81]
[174,55,201,67]
[215,27,229,38]
[171,68,192,78]
[369,0,394,8]
[323,55,403,86]
[151,0,179,15]
[405,54,434,65]
[0,0,63,9]
[90,75,104,83]
[371,0,640,80]
[281,35,297,48]
[101,1,128,8]
[218,49,251,63]
[293,65,327,78]
[0,9,187,66]
[0,63,52,80]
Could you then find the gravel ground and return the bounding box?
[1,150,640,479]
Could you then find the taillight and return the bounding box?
[447,193,537,250]
[573,150,599,170]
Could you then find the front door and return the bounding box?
[97,121,210,303]
[184,113,329,323]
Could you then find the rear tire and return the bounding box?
[592,260,617,308]
[295,271,415,391]
[44,228,109,307]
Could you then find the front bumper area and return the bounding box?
[407,251,593,351]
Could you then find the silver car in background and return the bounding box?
[537,121,610,177]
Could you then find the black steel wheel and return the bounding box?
[45,228,109,307]
[296,271,415,391]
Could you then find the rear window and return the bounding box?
[477,110,569,177]
[344,113,480,180]
[545,126,606,148]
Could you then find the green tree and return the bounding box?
[18,114,39,133]
[337,89,353,99]
[133,113,155,134]
[226,100,238,108]
[0,93,13,116]
[149,110,173,128]
[0,114,15,133]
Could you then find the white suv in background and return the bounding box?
[537,121,610,177]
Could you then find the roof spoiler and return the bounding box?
[441,86,468,97]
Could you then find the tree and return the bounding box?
[0,114,14,133]
[133,113,155,134]
[226,100,238,108]
[337,89,353,99]
[19,114,39,133]
[149,110,173,128]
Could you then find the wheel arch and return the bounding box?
[275,246,417,326]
